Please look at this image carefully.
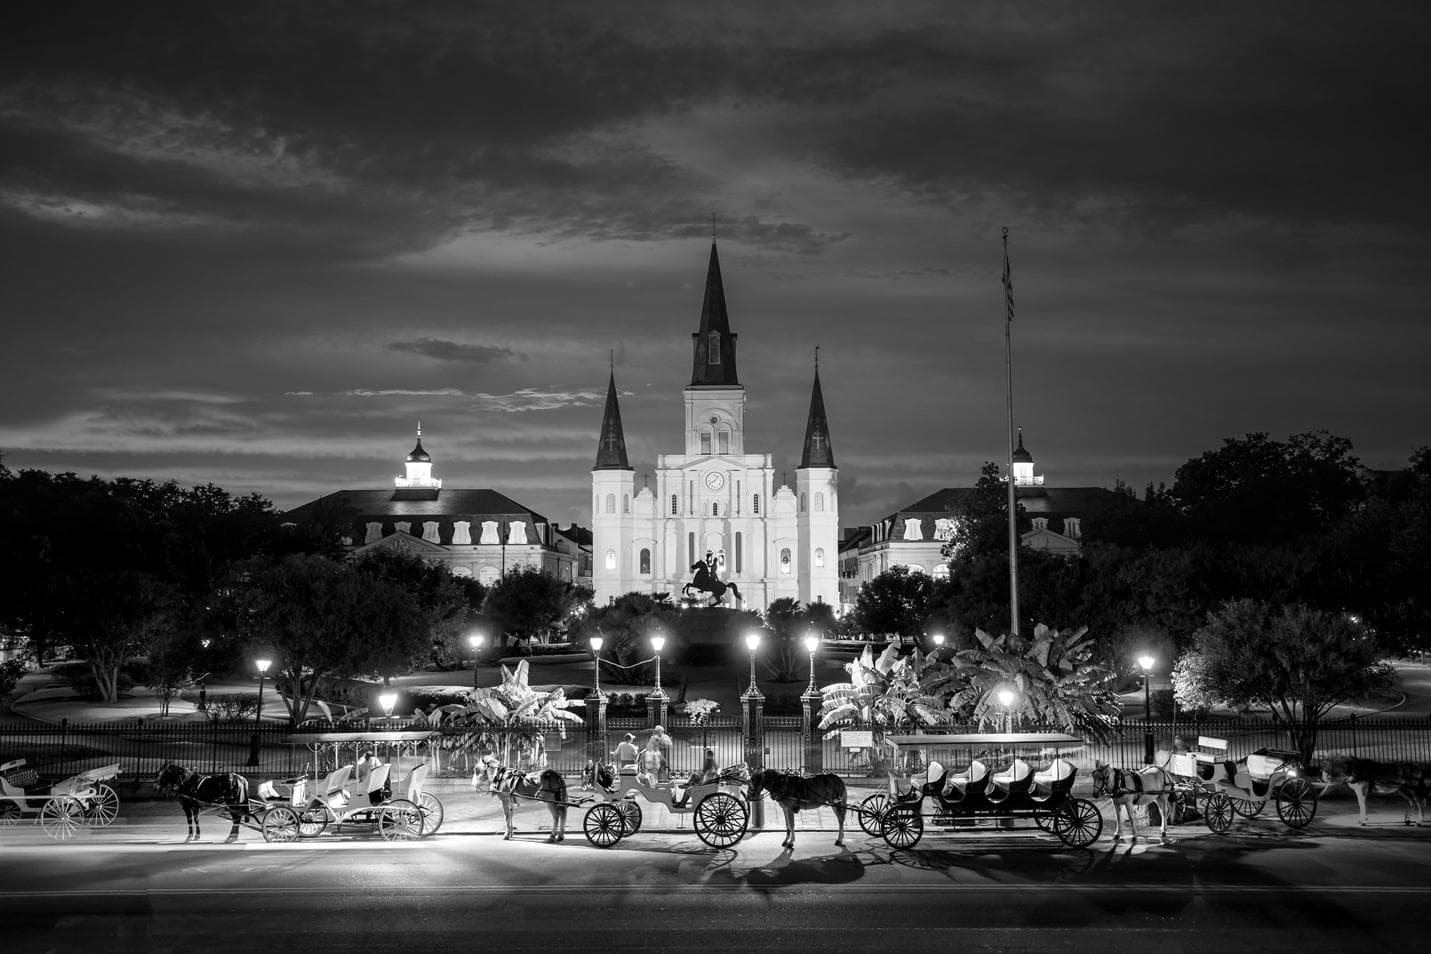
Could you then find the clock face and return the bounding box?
[704,471,726,491]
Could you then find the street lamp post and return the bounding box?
[467,632,485,690]
[649,635,666,699]
[743,632,763,700]
[803,633,820,696]
[247,657,271,767]
[996,687,1015,735]
[198,638,210,712]
[590,636,605,698]
[930,632,945,657]
[1138,654,1155,764]
[379,691,398,723]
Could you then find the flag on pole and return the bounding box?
[1002,227,1015,323]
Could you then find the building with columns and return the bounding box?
[591,242,840,612]
[285,426,582,585]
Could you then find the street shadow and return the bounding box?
[701,844,867,888]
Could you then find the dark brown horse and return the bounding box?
[748,768,847,848]
[1320,755,1429,826]
[155,762,251,843]
[472,754,569,842]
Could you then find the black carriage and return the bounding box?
[861,733,1103,849]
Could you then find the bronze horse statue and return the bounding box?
[155,762,251,843]
[473,754,569,842]
[683,561,743,607]
[748,768,848,848]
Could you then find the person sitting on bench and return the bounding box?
[671,749,719,807]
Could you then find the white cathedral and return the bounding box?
[591,242,839,612]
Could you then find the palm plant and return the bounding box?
[414,659,582,770]
[817,641,945,774]
[919,624,1120,741]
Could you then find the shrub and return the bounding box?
[205,693,259,722]
[0,660,27,698]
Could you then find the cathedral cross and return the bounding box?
[811,431,825,451]
[604,426,620,452]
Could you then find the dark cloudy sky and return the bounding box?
[2,2,1428,528]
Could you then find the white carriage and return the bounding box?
[1166,735,1317,833]
[0,758,121,840]
[579,763,750,849]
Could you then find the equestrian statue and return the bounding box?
[682,551,742,607]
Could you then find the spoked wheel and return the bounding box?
[881,804,924,849]
[297,806,328,838]
[416,793,445,836]
[858,794,891,836]
[1275,777,1318,829]
[39,797,83,840]
[1170,792,1199,825]
[1055,798,1103,848]
[1230,796,1266,818]
[694,792,748,848]
[262,806,301,843]
[617,799,642,835]
[82,784,120,827]
[1204,792,1235,833]
[584,803,625,848]
[378,800,424,841]
[0,800,23,827]
[1033,806,1059,833]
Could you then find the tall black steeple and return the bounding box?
[689,242,740,386]
[594,369,632,470]
[799,351,835,469]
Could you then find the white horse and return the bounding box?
[472,754,569,842]
[1091,760,1173,844]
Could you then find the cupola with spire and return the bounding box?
[396,422,441,488]
[594,365,632,470]
[1011,427,1042,486]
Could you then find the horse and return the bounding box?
[748,768,847,848]
[1091,761,1173,844]
[472,754,569,842]
[155,762,251,843]
[1320,755,1430,826]
[682,562,743,607]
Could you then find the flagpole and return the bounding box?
[1002,227,1020,637]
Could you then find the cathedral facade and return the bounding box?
[591,243,839,612]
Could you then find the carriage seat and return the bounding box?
[398,763,430,801]
[257,778,308,803]
[309,766,352,808]
[351,764,392,806]
[1030,759,1075,797]
[0,759,41,794]
[1245,752,1288,780]
[941,760,989,799]
[988,759,1033,795]
[920,761,949,798]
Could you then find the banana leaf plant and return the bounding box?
[918,624,1120,742]
[817,641,945,775]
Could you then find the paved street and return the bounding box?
[5,803,1431,953]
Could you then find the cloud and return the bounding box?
[340,388,466,398]
[386,338,520,365]
[473,389,606,413]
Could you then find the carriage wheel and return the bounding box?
[1034,807,1059,833]
[1275,777,1318,829]
[379,800,424,841]
[416,793,445,836]
[297,806,328,838]
[584,803,625,848]
[1170,792,1199,825]
[1204,792,1235,833]
[881,804,924,849]
[39,797,83,840]
[858,794,891,836]
[0,800,22,827]
[618,799,642,835]
[693,792,747,849]
[82,784,120,827]
[1055,799,1103,848]
[1230,796,1266,818]
[262,806,301,843]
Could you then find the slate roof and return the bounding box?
[872,486,1127,540]
[286,488,550,524]
[689,241,740,387]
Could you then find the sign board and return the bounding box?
[841,730,874,749]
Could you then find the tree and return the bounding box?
[918,624,1121,741]
[354,549,485,668]
[852,566,940,648]
[572,592,680,686]
[1172,599,1397,762]
[484,566,590,652]
[230,554,429,724]
[818,641,944,774]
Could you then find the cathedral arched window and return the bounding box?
[815,547,825,567]
[799,492,807,512]
[639,548,651,575]
[671,494,678,515]
[708,331,721,364]
[780,548,792,574]
[716,549,727,574]
[623,493,630,514]
[700,431,712,454]
[712,502,719,517]
[605,493,616,514]
[688,533,696,565]
[605,548,616,570]
[815,492,824,512]
[718,430,729,454]
[753,493,760,515]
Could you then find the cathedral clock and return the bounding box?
[704,471,726,491]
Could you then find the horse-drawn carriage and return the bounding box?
[0,758,121,840]
[578,762,750,848]
[1164,735,1317,834]
[865,733,1104,850]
